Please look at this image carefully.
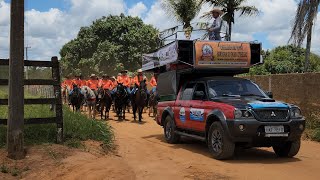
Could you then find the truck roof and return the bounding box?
[190,76,250,82]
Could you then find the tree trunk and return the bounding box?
[228,21,232,41]
[304,22,313,72]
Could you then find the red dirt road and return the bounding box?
[108,111,320,180]
[1,111,320,180]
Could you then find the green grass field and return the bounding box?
[0,87,114,149]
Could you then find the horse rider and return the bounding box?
[63,76,73,90]
[72,74,84,88]
[132,69,149,95]
[87,74,99,96]
[207,8,223,41]
[117,70,131,94]
[99,75,113,91]
[149,73,157,94]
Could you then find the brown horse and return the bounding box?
[97,87,113,120]
[148,90,158,117]
[132,80,148,122]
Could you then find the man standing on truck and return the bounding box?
[207,8,223,41]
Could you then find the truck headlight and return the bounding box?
[234,109,254,119]
[290,108,302,118]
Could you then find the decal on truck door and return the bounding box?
[179,107,186,123]
[190,108,204,121]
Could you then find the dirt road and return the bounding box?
[108,111,320,180]
[1,110,320,180]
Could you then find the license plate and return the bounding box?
[264,126,284,133]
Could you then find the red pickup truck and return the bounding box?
[156,76,305,159]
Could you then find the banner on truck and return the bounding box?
[195,41,251,68]
[142,41,178,71]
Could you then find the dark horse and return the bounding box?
[97,87,113,120]
[148,89,158,117]
[70,85,84,112]
[132,80,148,122]
[114,83,128,120]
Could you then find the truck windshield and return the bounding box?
[207,79,267,98]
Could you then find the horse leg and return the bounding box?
[123,105,126,120]
[139,107,143,122]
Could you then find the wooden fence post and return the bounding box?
[7,0,25,160]
[51,56,63,143]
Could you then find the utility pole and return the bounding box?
[25,46,31,79]
[7,0,25,159]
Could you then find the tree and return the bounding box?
[289,0,319,72]
[249,45,320,75]
[202,0,259,40]
[60,14,159,77]
[161,0,202,39]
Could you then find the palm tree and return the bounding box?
[161,0,202,39]
[201,0,259,41]
[289,0,319,72]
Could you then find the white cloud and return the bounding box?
[144,0,178,30]
[128,2,147,17]
[0,0,319,60]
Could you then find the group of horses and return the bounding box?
[62,80,158,122]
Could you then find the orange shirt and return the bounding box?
[117,75,131,87]
[86,79,99,90]
[150,76,157,87]
[72,79,83,88]
[112,81,118,89]
[64,79,73,89]
[99,79,113,90]
[133,75,148,86]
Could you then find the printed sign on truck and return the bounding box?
[195,41,251,68]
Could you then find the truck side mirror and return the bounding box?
[194,91,205,100]
[266,91,273,98]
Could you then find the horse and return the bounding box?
[69,85,84,112]
[132,80,148,122]
[81,86,97,119]
[62,85,70,104]
[148,89,158,117]
[97,87,113,120]
[114,83,128,120]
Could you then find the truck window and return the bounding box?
[180,83,196,100]
[193,83,207,100]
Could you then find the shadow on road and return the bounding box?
[142,134,301,164]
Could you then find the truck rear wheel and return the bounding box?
[208,122,235,160]
[272,140,301,157]
[164,116,180,144]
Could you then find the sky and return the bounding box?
[0,0,319,60]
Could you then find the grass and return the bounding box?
[0,106,114,149]
[0,86,114,150]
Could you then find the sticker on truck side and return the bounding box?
[190,108,204,121]
[179,107,186,123]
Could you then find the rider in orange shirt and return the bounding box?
[72,74,83,88]
[64,77,73,90]
[99,75,113,90]
[132,69,148,95]
[117,70,131,93]
[149,73,157,94]
[86,74,99,95]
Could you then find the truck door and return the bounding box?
[189,82,208,132]
[174,82,196,129]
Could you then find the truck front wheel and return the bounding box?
[164,116,180,144]
[208,122,235,160]
[272,140,301,157]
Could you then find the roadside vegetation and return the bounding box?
[0,87,114,150]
